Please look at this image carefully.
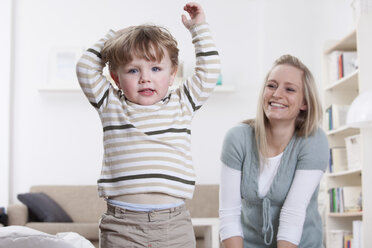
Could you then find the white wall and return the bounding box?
[7,0,355,204]
[0,0,13,207]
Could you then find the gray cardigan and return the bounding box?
[221,124,329,247]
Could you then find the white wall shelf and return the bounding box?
[326,125,359,137]
[324,70,358,92]
[38,84,81,92]
[214,85,235,93]
[324,30,357,54]
[329,212,363,218]
[323,13,372,248]
[327,168,361,178]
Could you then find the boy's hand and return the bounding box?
[181,2,206,29]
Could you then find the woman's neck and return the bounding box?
[266,122,295,157]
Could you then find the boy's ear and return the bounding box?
[169,67,178,86]
[110,71,120,87]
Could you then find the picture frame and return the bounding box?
[42,47,84,91]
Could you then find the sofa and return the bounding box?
[7,184,219,248]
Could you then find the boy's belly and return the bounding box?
[110,193,185,205]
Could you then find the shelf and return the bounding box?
[326,125,360,137]
[328,212,363,218]
[324,70,359,92]
[324,30,357,54]
[214,85,235,92]
[38,84,81,92]
[327,168,362,178]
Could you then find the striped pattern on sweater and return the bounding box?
[76,23,220,199]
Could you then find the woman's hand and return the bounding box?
[181,2,206,29]
[222,236,243,248]
[277,240,298,248]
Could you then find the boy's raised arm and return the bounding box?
[180,2,220,113]
[76,31,115,110]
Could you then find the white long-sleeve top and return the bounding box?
[219,161,323,245]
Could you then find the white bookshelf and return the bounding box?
[323,13,372,248]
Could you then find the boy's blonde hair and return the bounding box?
[244,54,322,157]
[102,24,179,72]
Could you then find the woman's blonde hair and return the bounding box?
[102,24,179,73]
[244,54,322,157]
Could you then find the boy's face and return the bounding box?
[111,49,177,106]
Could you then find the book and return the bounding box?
[327,51,342,84]
[333,188,337,212]
[329,230,351,248]
[330,147,348,173]
[343,186,362,212]
[329,230,344,248]
[344,234,353,248]
[326,51,358,84]
[338,53,343,79]
[332,104,349,129]
[341,51,358,78]
[326,106,333,131]
[328,186,362,213]
[329,149,333,173]
[345,134,362,170]
[326,104,349,130]
[353,220,363,248]
[339,187,344,213]
[329,188,338,213]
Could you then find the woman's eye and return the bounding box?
[152,67,160,72]
[266,83,276,89]
[286,88,295,92]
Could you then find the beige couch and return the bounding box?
[7,184,219,248]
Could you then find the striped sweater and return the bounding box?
[76,23,220,199]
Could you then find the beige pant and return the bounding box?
[99,203,196,248]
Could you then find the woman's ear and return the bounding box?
[300,101,308,111]
[110,71,120,87]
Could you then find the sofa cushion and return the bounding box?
[18,193,73,223]
[30,185,106,223]
[26,222,99,241]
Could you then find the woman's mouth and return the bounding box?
[269,102,287,108]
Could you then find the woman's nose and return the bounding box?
[272,86,284,98]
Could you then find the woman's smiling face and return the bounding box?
[263,64,307,125]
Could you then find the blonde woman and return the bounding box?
[219,55,329,248]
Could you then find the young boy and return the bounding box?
[76,2,220,247]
